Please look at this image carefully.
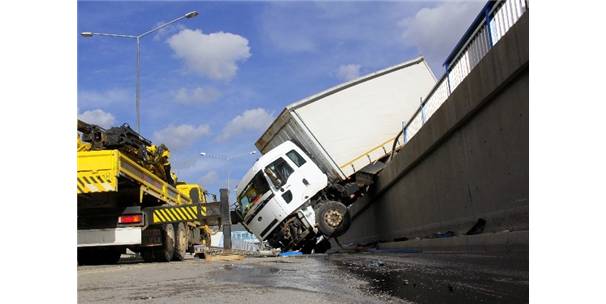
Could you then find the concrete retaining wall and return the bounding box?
[336,13,529,247]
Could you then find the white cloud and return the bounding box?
[218,108,273,141]
[78,109,116,129]
[174,156,226,179]
[78,88,132,108]
[153,123,211,150]
[174,86,221,105]
[336,64,361,81]
[167,28,251,80]
[200,170,219,185]
[399,1,485,70]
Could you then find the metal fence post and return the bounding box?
[219,188,232,251]
[485,3,494,47]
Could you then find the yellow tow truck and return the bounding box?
[77,120,225,265]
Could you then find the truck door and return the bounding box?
[264,155,308,216]
[284,148,328,208]
[239,171,287,240]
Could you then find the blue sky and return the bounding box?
[78,0,485,197]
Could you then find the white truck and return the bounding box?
[233,57,436,252]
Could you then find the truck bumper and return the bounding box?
[78,227,142,247]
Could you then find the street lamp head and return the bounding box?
[249,151,256,155]
[185,11,199,19]
[200,152,207,156]
[80,32,93,37]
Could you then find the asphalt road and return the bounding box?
[78,251,528,304]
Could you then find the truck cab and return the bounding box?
[234,141,329,251]
[176,183,207,204]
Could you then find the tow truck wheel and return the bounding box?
[155,223,175,262]
[316,200,351,238]
[173,223,188,261]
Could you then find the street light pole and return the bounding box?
[136,37,141,132]
[227,167,231,194]
[81,11,199,133]
[200,151,257,194]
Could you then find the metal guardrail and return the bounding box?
[396,0,527,148]
[231,239,261,252]
[213,230,261,252]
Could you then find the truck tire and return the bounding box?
[141,224,175,262]
[316,200,351,238]
[173,223,188,261]
[155,223,175,262]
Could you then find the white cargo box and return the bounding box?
[256,57,436,182]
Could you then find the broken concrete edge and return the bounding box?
[379,230,528,253]
[331,230,528,254]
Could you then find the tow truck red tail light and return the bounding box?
[118,214,143,224]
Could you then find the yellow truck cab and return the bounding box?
[176,183,207,204]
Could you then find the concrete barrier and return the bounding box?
[335,12,529,248]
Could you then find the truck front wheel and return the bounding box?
[316,200,351,238]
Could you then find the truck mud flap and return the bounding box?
[142,227,162,246]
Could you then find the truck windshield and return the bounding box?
[238,171,271,216]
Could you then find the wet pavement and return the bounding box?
[78,251,528,303]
